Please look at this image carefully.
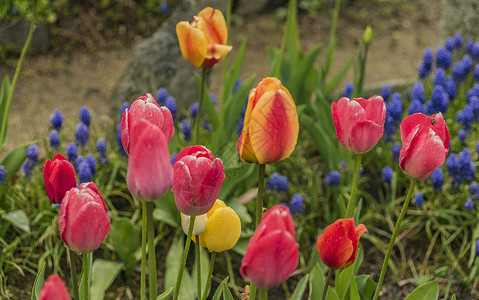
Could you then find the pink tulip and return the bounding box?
[127,119,173,201]
[39,275,71,300]
[43,153,77,204]
[240,205,299,289]
[331,96,386,154]
[173,145,225,215]
[121,93,174,155]
[399,113,450,180]
[58,182,110,253]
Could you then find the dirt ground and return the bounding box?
[0,0,440,158]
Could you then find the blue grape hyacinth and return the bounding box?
[180,119,192,141]
[430,168,444,193]
[157,88,168,106]
[325,170,341,187]
[165,96,177,121]
[49,109,63,131]
[470,182,479,200]
[26,145,39,163]
[116,123,127,157]
[80,106,91,127]
[0,165,6,185]
[267,172,289,192]
[414,193,424,207]
[343,82,353,98]
[382,166,393,184]
[67,142,78,164]
[289,193,304,214]
[464,198,474,212]
[75,123,90,146]
[50,130,60,148]
[436,47,452,69]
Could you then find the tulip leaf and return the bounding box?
[156,287,174,300]
[355,275,376,300]
[350,273,361,300]
[324,58,354,97]
[164,234,194,300]
[309,264,325,300]
[153,191,180,227]
[31,260,45,300]
[325,286,340,300]
[404,280,438,300]
[222,283,235,300]
[0,75,11,150]
[451,294,456,300]
[353,246,364,275]
[90,259,122,300]
[220,164,256,199]
[0,142,30,181]
[337,266,354,299]
[211,277,229,300]
[2,209,30,232]
[192,246,210,297]
[194,73,221,132]
[110,218,139,274]
[290,274,309,300]
[221,39,247,106]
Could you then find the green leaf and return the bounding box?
[309,264,325,300]
[290,274,309,300]
[1,142,30,180]
[353,246,364,275]
[2,210,30,232]
[222,283,235,300]
[212,277,229,300]
[300,114,336,170]
[349,273,361,300]
[164,234,194,300]
[288,43,322,104]
[195,73,221,132]
[451,294,456,300]
[156,287,174,300]
[153,191,180,227]
[0,75,11,149]
[219,164,256,199]
[31,261,45,300]
[337,266,354,299]
[221,40,248,106]
[325,286,340,300]
[90,259,122,300]
[355,275,376,300]
[324,58,353,96]
[192,246,210,297]
[404,281,439,300]
[110,218,140,273]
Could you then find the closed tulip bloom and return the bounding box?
[237,77,299,164]
[121,93,174,155]
[43,154,77,204]
[331,96,386,154]
[399,113,450,180]
[173,145,225,215]
[176,7,232,68]
[240,205,299,289]
[316,218,368,270]
[192,199,241,252]
[58,182,110,253]
[127,119,173,201]
[38,275,71,300]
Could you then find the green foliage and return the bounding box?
[110,218,139,274]
[30,260,45,300]
[90,259,122,300]
[405,281,439,300]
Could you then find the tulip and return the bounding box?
[176,7,232,68]
[399,113,450,180]
[181,213,207,236]
[240,205,298,289]
[121,93,174,155]
[127,119,173,201]
[316,218,368,270]
[43,153,77,204]
[58,182,110,253]
[237,77,299,164]
[188,199,241,252]
[173,145,225,216]
[331,96,386,154]
[38,275,71,300]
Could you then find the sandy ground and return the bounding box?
[0,0,440,159]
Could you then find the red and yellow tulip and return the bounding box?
[176,7,232,68]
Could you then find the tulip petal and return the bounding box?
[350,120,384,153]
[203,207,241,252]
[364,96,386,126]
[176,22,207,68]
[332,97,366,151]
[197,7,228,44]
[173,160,195,213]
[39,275,71,300]
[317,220,354,270]
[400,113,428,144]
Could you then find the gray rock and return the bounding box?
[235,0,287,16]
[0,20,50,55]
[111,0,227,121]
[440,0,479,41]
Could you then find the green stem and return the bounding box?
[271,0,296,77]
[141,201,147,300]
[67,249,79,300]
[255,164,266,227]
[372,178,416,300]
[82,252,91,300]
[355,43,369,97]
[344,155,362,219]
[195,236,201,300]
[222,0,233,82]
[321,269,334,300]
[173,216,196,300]
[0,0,37,154]
[201,251,216,300]
[259,288,268,300]
[146,202,157,300]
[250,284,257,300]
[195,68,207,144]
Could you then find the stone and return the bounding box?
[0,20,50,55]
[440,0,479,41]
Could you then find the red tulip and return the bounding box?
[240,205,299,289]
[399,113,450,180]
[331,96,386,154]
[127,119,173,201]
[237,77,299,164]
[121,93,174,155]
[58,182,110,253]
[316,218,368,270]
[173,145,225,216]
[38,275,71,300]
[43,154,77,204]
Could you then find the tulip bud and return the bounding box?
[240,205,298,289]
[176,7,233,68]
[173,145,225,216]
[331,96,386,154]
[237,77,299,164]
[43,153,77,204]
[58,182,110,253]
[121,93,174,155]
[363,25,373,46]
[399,113,450,180]
[127,119,173,201]
[316,218,368,270]
[39,275,71,300]
[181,213,207,236]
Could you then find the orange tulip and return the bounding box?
[237,77,299,164]
[176,7,232,68]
